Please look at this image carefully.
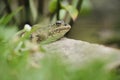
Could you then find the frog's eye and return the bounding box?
[56,20,64,26]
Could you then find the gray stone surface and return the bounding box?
[44,38,120,66]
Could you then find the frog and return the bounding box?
[30,21,71,44]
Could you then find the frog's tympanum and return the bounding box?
[31,21,71,44]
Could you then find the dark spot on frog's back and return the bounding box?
[36,35,43,42]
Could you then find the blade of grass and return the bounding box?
[0,7,23,25]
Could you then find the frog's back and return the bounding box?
[31,24,49,43]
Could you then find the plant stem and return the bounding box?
[57,0,61,20]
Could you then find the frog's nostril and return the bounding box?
[64,24,67,26]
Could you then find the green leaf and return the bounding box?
[61,2,78,21]
[59,9,67,20]
[49,0,57,13]
[0,7,23,25]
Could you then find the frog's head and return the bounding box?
[49,20,71,36]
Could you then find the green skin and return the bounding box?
[31,21,71,44]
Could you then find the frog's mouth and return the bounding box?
[49,24,71,36]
